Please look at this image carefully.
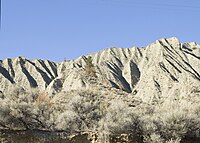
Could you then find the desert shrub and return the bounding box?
[143,133,165,143]
[54,110,83,132]
[67,94,102,130]
[158,98,200,140]
[99,100,132,133]
[0,98,13,129]
[0,87,35,129]
[192,47,198,50]
[165,138,181,143]
[0,86,200,143]
[84,56,97,77]
[0,87,54,130]
[138,97,200,142]
[51,90,103,133]
[97,99,140,142]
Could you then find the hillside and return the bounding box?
[0,37,199,102]
[0,37,200,143]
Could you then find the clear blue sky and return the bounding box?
[0,0,200,62]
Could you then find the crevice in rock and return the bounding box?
[164,53,185,68]
[170,57,200,81]
[49,78,63,93]
[129,61,140,89]
[19,61,38,88]
[159,62,168,73]
[164,56,182,73]
[182,44,193,52]
[183,61,200,80]
[106,62,131,93]
[0,66,15,84]
[159,41,175,55]
[121,48,128,59]
[106,62,121,76]
[159,62,178,82]
[109,80,120,89]
[165,39,183,58]
[7,59,15,78]
[165,39,176,49]
[182,50,200,60]
[114,57,123,68]
[136,48,143,57]
[170,74,178,82]
[46,60,58,77]
[38,60,55,80]
[27,60,52,85]
[153,79,161,94]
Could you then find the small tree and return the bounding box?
[84,56,97,77]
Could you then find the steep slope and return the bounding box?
[0,37,199,102]
[56,47,143,93]
[0,57,57,92]
[133,38,200,101]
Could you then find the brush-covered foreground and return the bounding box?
[0,86,200,143]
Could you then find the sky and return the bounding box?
[0,0,200,62]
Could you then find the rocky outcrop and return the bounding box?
[0,37,199,101]
[0,57,58,92]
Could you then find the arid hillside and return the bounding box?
[0,37,199,102]
[0,37,200,143]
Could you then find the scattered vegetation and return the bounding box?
[0,86,200,143]
[84,56,97,77]
[192,47,198,50]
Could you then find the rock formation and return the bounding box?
[0,37,199,102]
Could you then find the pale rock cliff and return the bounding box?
[0,37,199,102]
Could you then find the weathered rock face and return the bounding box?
[0,37,199,101]
[0,57,58,92]
[133,38,200,101]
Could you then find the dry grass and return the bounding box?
[0,87,199,143]
[35,91,51,105]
